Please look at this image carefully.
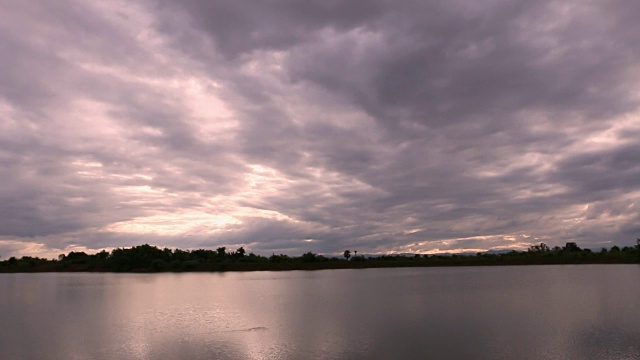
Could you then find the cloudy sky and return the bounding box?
[1,0,639,258]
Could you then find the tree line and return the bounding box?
[1,240,639,273]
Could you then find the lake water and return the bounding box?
[2,265,640,359]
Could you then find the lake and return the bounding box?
[1,265,640,359]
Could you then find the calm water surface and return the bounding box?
[2,265,640,359]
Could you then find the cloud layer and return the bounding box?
[1,0,639,258]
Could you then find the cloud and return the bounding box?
[1,0,639,258]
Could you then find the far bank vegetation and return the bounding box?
[1,240,639,273]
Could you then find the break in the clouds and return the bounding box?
[1,0,639,258]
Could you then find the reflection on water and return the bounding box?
[1,265,640,359]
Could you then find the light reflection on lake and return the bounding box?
[2,265,640,359]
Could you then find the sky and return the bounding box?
[1,0,639,259]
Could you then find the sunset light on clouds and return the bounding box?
[1,0,639,258]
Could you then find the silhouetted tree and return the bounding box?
[236,247,245,257]
[528,243,550,253]
[563,242,581,252]
[269,253,290,263]
[343,250,351,260]
[216,247,227,257]
[301,252,318,263]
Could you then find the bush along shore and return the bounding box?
[1,241,639,273]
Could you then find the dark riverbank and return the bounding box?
[1,242,639,273]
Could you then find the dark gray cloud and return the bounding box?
[0,0,639,258]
